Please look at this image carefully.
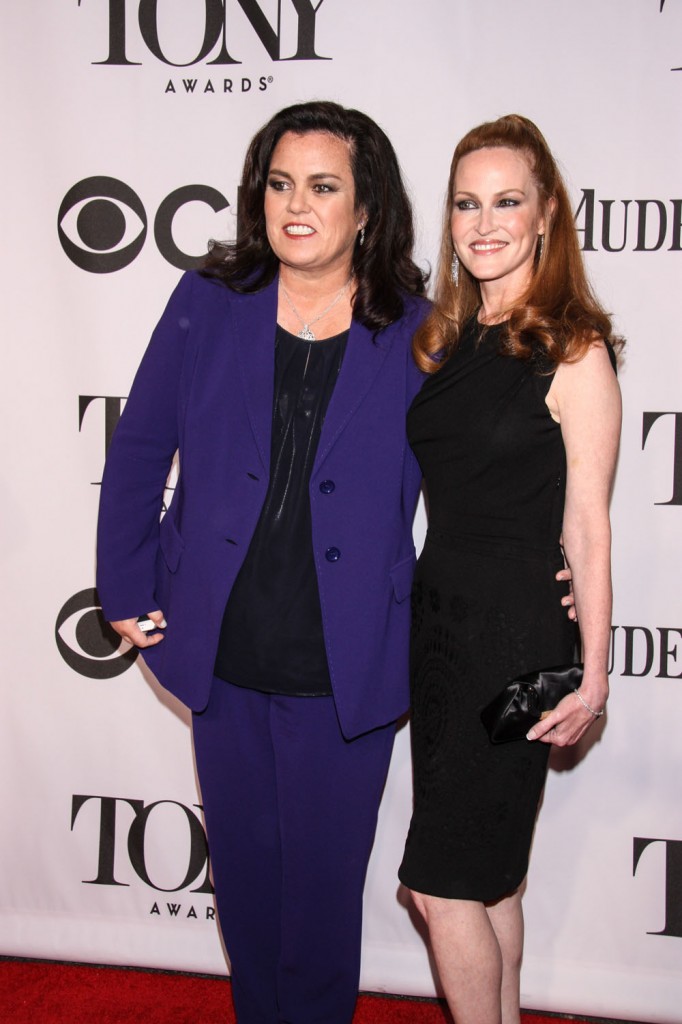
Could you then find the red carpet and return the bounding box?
[0,960,623,1023]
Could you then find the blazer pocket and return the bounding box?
[159,515,185,573]
[389,552,416,603]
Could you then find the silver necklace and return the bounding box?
[280,280,350,341]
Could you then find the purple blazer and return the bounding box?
[97,271,429,739]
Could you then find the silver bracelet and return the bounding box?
[574,689,605,718]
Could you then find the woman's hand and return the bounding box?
[526,675,607,745]
[555,565,576,620]
[110,610,167,648]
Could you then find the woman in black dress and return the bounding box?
[399,116,622,1023]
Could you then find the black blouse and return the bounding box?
[214,324,348,696]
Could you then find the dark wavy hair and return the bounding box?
[414,114,622,373]
[201,100,427,331]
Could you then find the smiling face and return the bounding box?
[451,146,548,308]
[264,130,364,280]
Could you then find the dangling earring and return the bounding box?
[451,252,460,286]
[359,225,365,246]
[538,234,544,259]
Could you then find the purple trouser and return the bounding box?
[192,678,396,1024]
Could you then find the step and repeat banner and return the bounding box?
[1,2,681,1021]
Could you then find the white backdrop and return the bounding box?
[2,2,681,1021]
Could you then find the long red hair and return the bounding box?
[414,114,621,373]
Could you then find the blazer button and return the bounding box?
[325,547,341,562]
[319,480,335,494]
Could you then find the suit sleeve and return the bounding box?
[96,271,197,621]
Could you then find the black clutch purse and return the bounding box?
[480,663,583,743]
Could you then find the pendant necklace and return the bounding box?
[280,279,350,341]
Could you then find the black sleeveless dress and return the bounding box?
[398,318,577,902]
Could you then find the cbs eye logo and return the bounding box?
[57,176,230,273]
[56,588,138,679]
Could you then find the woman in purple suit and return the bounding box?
[97,101,429,1023]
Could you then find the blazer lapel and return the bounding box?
[315,318,389,470]
[231,278,279,474]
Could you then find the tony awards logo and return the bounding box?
[77,0,332,94]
